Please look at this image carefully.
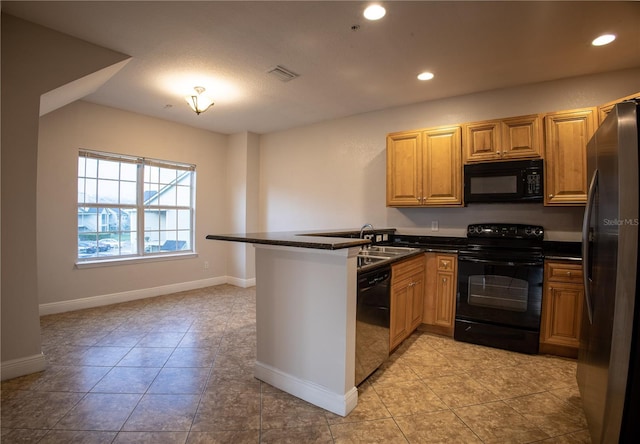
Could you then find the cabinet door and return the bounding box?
[501,114,542,160]
[540,282,584,349]
[386,131,423,206]
[463,121,501,163]
[544,108,596,205]
[434,271,455,328]
[408,270,425,331]
[423,126,462,206]
[390,279,411,350]
[423,253,457,336]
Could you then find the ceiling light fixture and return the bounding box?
[592,34,616,46]
[417,72,435,81]
[364,4,386,20]
[185,86,214,115]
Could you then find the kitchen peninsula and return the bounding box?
[206,231,372,416]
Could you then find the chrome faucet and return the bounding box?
[360,223,374,239]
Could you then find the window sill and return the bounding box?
[75,252,198,269]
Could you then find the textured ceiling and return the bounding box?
[3,1,640,134]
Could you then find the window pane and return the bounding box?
[78,157,86,177]
[97,179,119,203]
[180,173,192,187]
[98,159,120,180]
[83,179,98,203]
[145,166,159,183]
[159,167,177,185]
[120,180,137,205]
[159,187,176,206]
[78,178,86,203]
[121,163,137,181]
[176,185,190,206]
[145,209,161,231]
[85,158,98,178]
[177,209,191,230]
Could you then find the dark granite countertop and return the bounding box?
[206,230,583,260]
[206,228,395,250]
[543,241,582,261]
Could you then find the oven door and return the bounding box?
[456,256,543,330]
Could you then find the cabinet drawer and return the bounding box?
[546,262,583,283]
[437,255,455,272]
[392,255,425,282]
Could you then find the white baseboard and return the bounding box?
[38,276,247,316]
[254,360,358,417]
[1,353,47,381]
[226,276,256,288]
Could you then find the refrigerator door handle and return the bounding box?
[582,168,598,325]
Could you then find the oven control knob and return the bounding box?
[534,227,543,237]
[525,227,533,236]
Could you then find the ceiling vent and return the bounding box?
[267,65,299,82]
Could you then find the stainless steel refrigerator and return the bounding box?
[580,99,640,443]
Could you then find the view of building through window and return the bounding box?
[77,150,195,261]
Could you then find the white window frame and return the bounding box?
[77,149,196,265]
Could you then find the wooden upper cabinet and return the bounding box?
[544,108,596,206]
[463,114,542,163]
[463,121,501,162]
[598,91,640,124]
[422,126,462,206]
[501,114,543,159]
[386,126,462,207]
[386,131,422,206]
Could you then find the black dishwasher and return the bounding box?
[355,266,391,385]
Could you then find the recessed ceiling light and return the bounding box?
[417,72,435,81]
[364,4,386,21]
[592,34,616,46]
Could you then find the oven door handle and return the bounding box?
[458,256,543,267]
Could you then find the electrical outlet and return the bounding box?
[431,221,439,231]
[204,261,209,269]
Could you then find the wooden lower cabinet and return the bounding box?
[421,253,457,337]
[540,260,584,358]
[390,254,426,350]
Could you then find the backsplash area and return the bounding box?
[388,204,584,241]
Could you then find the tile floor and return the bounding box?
[1,284,591,443]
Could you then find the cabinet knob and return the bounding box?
[548,194,554,198]
[442,277,447,283]
[567,271,572,277]
[496,150,501,155]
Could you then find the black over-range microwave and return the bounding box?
[464,159,543,204]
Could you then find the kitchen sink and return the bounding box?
[360,245,421,256]
[357,245,421,269]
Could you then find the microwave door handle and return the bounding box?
[582,169,598,325]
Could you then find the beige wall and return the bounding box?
[226,131,259,284]
[258,68,640,241]
[1,13,129,374]
[37,101,229,306]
